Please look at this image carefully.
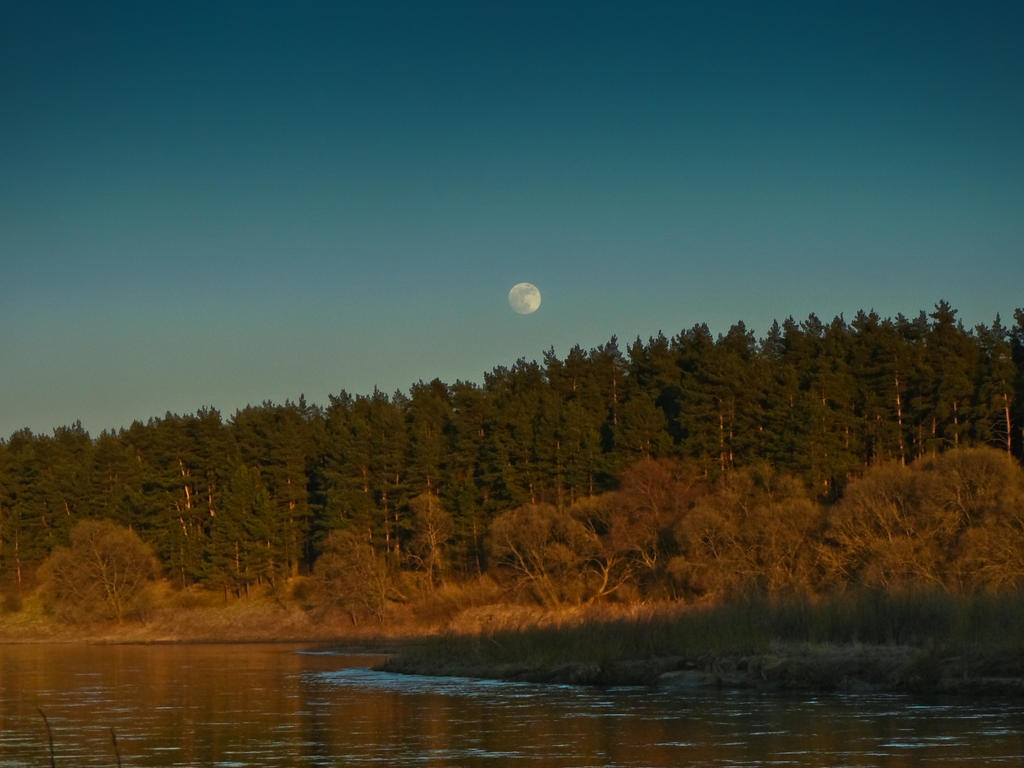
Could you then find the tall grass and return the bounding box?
[395,590,1024,672]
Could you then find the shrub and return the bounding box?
[39,519,160,623]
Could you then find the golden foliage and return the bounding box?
[39,519,159,623]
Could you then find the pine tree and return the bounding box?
[2,430,64,584]
[675,323,720,470]
[405,379,453,495]
[232,400,317,577]
[444,380,492,576]
[974,316,1016,455]
[926,301,979,450]
[1010,309,1024,459]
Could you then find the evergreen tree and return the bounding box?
[232,400,317,577]
[405,379,453,495]
[926,301,978,450]
[675,323,721,470]
[617,390,670,459]
[810,315,861,494]
[3,301,1022,609]
[444,380,492,576]
[1,430,57,585]
[849,311,906,464]
[587,337,627,470]
[326,390,409,554]
[483,359,547,506]
[211,462,275,593]
[628,332,684,446]
[90,430,145,527]
[1010,309,1024,459]
[975,316,1016,456]
[320,390,377,539]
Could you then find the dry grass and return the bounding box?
[0,576,514,644]
[381,590,1024,692]
[1,581,371,643]
[6,577,1024,691]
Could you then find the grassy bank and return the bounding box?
[6,582,1024,696]
[380,591,1024,694]
[0,582,428,644]
[0,573,512,644]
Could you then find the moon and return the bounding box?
[508,282,542,314]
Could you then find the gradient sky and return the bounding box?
[3,1,1023,439]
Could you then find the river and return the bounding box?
[1,643,1022,766]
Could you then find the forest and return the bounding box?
[2,302,1024,624]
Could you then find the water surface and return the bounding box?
[1,644,1022,766]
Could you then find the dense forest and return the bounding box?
[3,302,1024,622]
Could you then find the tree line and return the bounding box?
[2,302,1023,616]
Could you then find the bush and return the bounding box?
[2,590,22,614]
[313,529,400,623]
[39,519,160,623]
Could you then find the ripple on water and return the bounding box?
[6,646,1024,767]
[314,667,573,700]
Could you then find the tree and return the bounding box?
[444,380,492,576]
[489,503,597,606]
[628,331,684,446]
[39,519,159,622]
[925,301,978,450]
[120,413,218,587]
[566,494,637,602]
[408,491,454,586]
[617,391,670,459]
[848,311,908,464]
[1012,309,1024,459]
[1,429,59,586]
[926,448,1024,591]
[587,337,627,469]
[313,529,398,623]
[676,322,768,473]
[607,458,703,580]
[823,452,976,592]
[209,463,276,594]
[975,316,1016,456]
[90,430,145,528]
[232,401,316,577]
[671,465,823,598]
[406,379,453,495]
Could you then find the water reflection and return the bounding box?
[0,644,1022,766]
[309,668,1024,767]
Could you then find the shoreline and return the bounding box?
[0,597,425,647]
[6,591,1024,698]
[5,622,1023,697]
[378,643,1024,696]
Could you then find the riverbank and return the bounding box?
[0,585,419,644]
[0,575,518,644]
[380,640,1024,695]
[0,577,571,644]
[6,586,1024,697]
[378,592,1024,696]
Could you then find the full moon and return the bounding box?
[508,282,542,314]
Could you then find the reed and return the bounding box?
[37,708,55,768]
[384,590,1024,685]
[111,727,123,768]
[36,708,125,767]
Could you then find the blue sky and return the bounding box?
[3,1,1023,438]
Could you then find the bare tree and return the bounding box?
[313,530,399,623]
[39,519,159,622]
[408,492,454,587]
[489,503,597,607]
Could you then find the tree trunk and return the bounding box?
[1002,391,1012,456]
[894,374,905,465]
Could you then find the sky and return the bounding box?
[3,1,1023,439]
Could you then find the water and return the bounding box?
[1,643,1022,766]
